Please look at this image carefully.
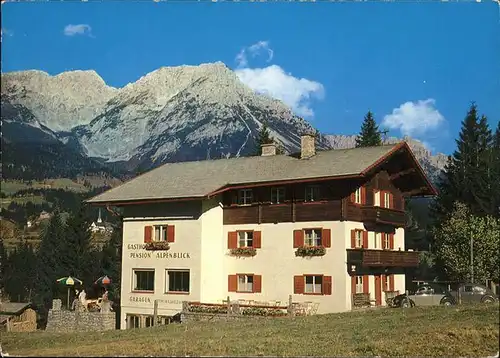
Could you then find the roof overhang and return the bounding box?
[206,173,363,198]
[361,141,437,197]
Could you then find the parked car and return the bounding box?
[451,283,498,304]
[392,283,457,308]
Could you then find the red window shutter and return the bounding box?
[361,186,366,204]
[322,229,331,248]
[350,230,356,249]
[227,231,238,249]
[350,192,355,203]
[323,276,332,295]
[363,275,369,294]
[144,226,152,243]
[166,225,175,243]
[380,191,386,207]
[389,275,395,291]
[389,193,394,209]
[351,276,357,295]
[228,275,237,292]
[253,231,262,248]
[362,231,368,249]
[381,275,386,291]
[253,275,262,293]
[389,233,394,249]
[294,275,304,294]
[293,230,304,248]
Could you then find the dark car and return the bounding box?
[392,283,456,308]
[452,283,498,304]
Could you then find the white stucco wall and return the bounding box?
[222,221,350,314]
[119,201,408,328]
[119,210,203,329]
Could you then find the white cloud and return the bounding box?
[382,99,445,137]
[63,24,93,37]
[234,41,324,118]
[235,40,274,68]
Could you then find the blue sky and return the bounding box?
[2,1,499,154]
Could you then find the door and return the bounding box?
[375,275,382,306]
[460,285,474,303]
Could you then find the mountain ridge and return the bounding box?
[1,63,448,182]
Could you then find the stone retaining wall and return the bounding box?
[45,299,116,333]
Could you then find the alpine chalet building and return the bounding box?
[87,134,436,329]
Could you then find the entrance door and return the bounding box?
[375,275,382,306]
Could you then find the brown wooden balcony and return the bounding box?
[346,248,420,268]
[362,206,406,228]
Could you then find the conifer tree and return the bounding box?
[101,220,122,304]
[62,203,93,283]
[254,121,285,155]
[430,104,496,280]
[355,111,382,147]
[34,210,67,312]
[0,238,6,297]
[254,122,273,155]
[491,122,500,218]
[4,240,37,302]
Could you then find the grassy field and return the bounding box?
[0,195,46,208]
[0,179,89,196]
[1,304,498,357]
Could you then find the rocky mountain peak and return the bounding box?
[1,69,117,132]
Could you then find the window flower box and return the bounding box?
[295,245,326,257]
[144,241,171,251]
[229,247,257,257]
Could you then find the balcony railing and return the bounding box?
[361,206,406,227]
[347,248,420,268]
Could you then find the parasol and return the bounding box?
[56,276,83,309]
[94,275,112,286]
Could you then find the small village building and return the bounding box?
[89,209,114,234]
[87,135,436,329]
[0,302,37,332]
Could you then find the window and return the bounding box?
[145,316,154,328]
[382,233,390,250]
[354,188,362,204]
[154,225,167,241]
[167,270,190,293]
[238,231,254,248]
[382,275,389,291]
[305,275,323,294]
[271,187,285,204]
[374,190,380,206]
[238,189,253,205]
[305,185,320,202]
[133,269,155,292]
[304,229,322,246]
[237,274,254,292]
[382,191,391,208]
[355,276,364,293]
[374,233,379,249]
[354,230,363,248]
[127,315,140,329]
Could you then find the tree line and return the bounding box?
[354,104,499,284]
[0,204,122,328]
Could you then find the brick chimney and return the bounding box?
[300,133,316,159]
[261,143,277,156]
